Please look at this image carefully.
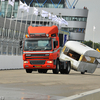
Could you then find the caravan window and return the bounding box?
[63,46,81,61]
[80,55,96,63]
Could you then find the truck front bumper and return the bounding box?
[23,62,56,69]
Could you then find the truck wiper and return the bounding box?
[35,49,42,50]
[32,49,37,51]
[40,48,47,51]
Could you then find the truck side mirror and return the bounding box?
[19,40,22,49]
[54,41,58,48]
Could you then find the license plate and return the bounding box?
[34,66,41,67]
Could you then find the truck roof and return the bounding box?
[25,37,51,40]
[28,25,58,36]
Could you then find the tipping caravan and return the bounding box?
[59,41,100,74]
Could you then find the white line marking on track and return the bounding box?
[60,88,100,100]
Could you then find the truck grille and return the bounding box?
[31,54,46,56]
[30,60,45,65]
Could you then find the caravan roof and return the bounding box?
[65,41,100,58]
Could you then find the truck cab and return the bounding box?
[22,25,60,74]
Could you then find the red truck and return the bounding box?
[20,25,71,74]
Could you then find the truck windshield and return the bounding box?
[24,39,52,51]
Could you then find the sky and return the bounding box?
[70,0,100,43]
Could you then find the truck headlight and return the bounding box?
[47,61,53,63]
[46,34,49,37]
[24,61,28,63]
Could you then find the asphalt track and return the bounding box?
[0,68,100,100]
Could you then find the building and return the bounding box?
[0,0,88,41]
[0,0,88,69]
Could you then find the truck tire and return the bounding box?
[65,62,71,74]
[38,69,43,73]
[53,60,59,74]
[60,69,65,74]
[38,69,47,73]
[26,69,32,73]
[42,69,47,73]
[33,69,37,71]
[81,72,85,74]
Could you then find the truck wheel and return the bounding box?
[81,72,85,74]
[60,69,65,74]
[38,69,47,73]
[42,69,47,73]
[38,69,43,73]
[33,69,37,71]
[53,60,59,74]
[26,69,32,73]
[65,62,71,74]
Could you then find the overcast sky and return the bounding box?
[71,0,100,43]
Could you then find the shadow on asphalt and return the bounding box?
[30,71,100,76]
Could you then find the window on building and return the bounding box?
[19,32,24,40]
[16,31,19,40]
[14,31,16,39]
[9,30,14,39]
[7,12,11,18]
[62,16,87,22]
[14,2,18,10]
[5,28,8,38]
[2,45,6,55]
[11,30,14,39]
[13,12,17,18]
[62,28,85,33]
[0,28,2,37]
[13,47,16,55]
[14,31,19,40]
[18,48,21,55]
[34,3,40,7]
[0,43,1,55]
[1,1,16,18]
[58,4,63,8]
[3,28,6,38]
[1,1,6,10]
[9,29,11,38]
[33,2,63,8]
[8,46,12,55]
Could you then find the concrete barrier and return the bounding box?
[0,55,23,70]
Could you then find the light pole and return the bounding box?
[93,26,96,49]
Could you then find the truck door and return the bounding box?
[52,38,59,59]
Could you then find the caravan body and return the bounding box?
[60,41,100,73]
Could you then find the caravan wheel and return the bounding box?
[65,62,71,74]
[81,72,85,74]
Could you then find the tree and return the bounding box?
[83,40,100,50]
[83,40,92,48]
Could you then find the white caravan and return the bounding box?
[59,41,100,74]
